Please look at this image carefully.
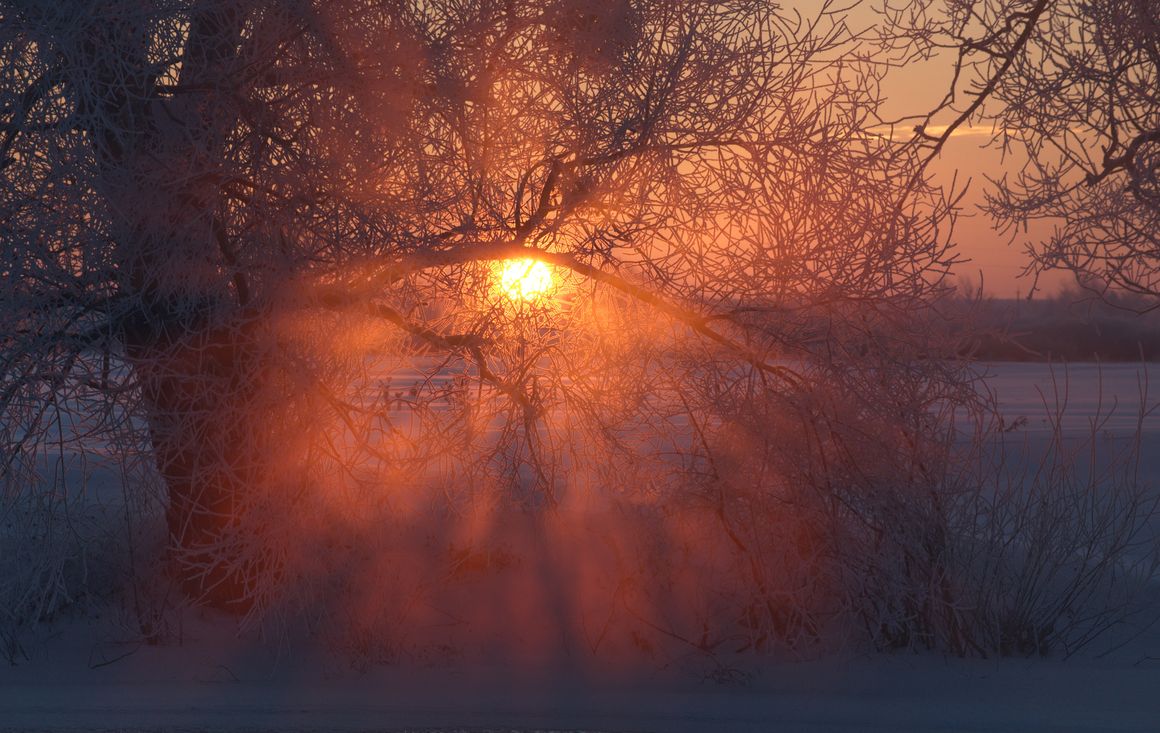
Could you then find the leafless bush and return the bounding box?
[944,367,1160,658]
[611,351,1159,660]
[640,335,981,657]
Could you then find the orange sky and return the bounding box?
[837,3,1077,299]
[926,131,1074,298]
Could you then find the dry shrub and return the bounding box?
[645,357,1159,659]
[945,374,1160,658]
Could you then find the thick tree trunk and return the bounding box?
[80,4,255,608]
[125,312,271,611]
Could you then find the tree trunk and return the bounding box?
[125,311,271,611]
[78,4,255,608]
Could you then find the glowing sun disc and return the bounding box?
[498,258,553,301]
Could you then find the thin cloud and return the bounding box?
[867,123,1004,141]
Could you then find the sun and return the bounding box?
[497,258,553,301]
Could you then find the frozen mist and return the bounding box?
[0,363,1158,732]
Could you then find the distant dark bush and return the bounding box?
[950,295,1160,362]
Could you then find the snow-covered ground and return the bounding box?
[2,362,1159,732]
[2,613,1158,732]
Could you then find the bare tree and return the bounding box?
[1,0,973,658]
[881,0,1160,307]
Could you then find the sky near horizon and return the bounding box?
[926,127,1074,298]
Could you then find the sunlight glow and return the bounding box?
[497,258,553,301]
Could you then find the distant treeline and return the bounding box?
[950,292,1160,362]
